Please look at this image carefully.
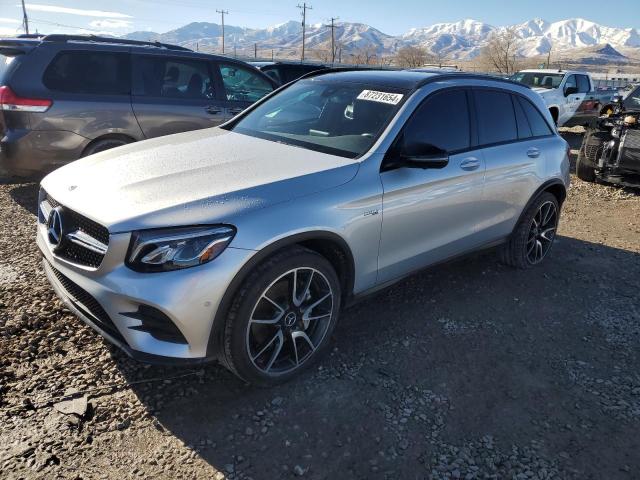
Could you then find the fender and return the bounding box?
[206,230,356,357]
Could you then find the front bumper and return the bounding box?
[37,221,255,362]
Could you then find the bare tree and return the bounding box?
[395,45,429,68]
[433,49,450,68]
[351,46,378,65]
[313,48,332,63]
[478,27,520,74]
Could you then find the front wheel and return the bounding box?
[501,192,559,269]
[220,247,341,386]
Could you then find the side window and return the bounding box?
[564,75,577,92]
[512,95,532,139]
[474,90,518,146]
[577,75,590,93]
[263,68,281,85]
[134,56,215,99]
[218,63,274,102]
[403,89,470,153]
[43,51,130,95]
[517,97,553,137]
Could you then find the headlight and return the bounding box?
[126,226,236,272]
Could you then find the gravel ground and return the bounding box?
[1,131,639,479]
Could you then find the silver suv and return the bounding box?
[38,70,570,385]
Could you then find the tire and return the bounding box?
[81,138,131,158]
[220,246,341,386]
[501,192,559,269]
[576,129,607,182]
[576,149,596,182]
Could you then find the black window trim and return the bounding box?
[469,86,555,150]
[382,86,476,171]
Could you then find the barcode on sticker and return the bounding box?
[357,90,404,105]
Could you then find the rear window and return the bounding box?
[474,90,518,146]
[43,51,130,95]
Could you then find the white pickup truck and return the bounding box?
[511,69,614,127]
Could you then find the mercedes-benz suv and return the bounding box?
[38,70,570,385]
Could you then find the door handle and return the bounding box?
[527,148,541,158]
[460,157,480,171]
[205,106,222,115]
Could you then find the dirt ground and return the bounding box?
[1,131,639,479]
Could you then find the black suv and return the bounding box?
[0,35,276,177]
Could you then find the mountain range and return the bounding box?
[125,17,640,62]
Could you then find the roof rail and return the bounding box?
[16,33,46,39]
[40,34,191,52]
[297,68,528,89]
[416,72,530,89]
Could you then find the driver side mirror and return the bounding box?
[399,141,449,169]
[564,86,578,97]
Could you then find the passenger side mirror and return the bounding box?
[564,86,578,97]
[399,141,449,169]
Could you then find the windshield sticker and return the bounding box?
[357,90,404,105]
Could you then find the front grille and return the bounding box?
[46,260,124,343]
[40,191,109,268]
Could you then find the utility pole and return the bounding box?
[297,3,312,61]
[326,17,339,64]
[254,43,257,59]
[21,0,30,35]
[216,9,229,54]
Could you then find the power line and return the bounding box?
[296,3,312,61]
[216,9,229,54]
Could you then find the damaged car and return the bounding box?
[577,84,640,187]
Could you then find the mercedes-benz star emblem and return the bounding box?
[47,206,66,250]
[284,312,297,328]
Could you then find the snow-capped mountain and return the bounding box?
[124,17,640,61]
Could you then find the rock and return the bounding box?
[271,396,284,406]
[293,465,306,476]
[53,395,88,417]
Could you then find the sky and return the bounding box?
[1,0,640,37]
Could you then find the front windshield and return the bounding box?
[623,86,640,110]
[228,79,407,158]
[511,72,564,89]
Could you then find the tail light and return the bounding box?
[0,86,52,113]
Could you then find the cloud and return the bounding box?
[0,26,20,35]
[0,17,21,24]
[89,19,132,29]
[23,4,132,19]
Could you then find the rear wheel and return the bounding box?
[501,192,559,269]
[220,247,341,386]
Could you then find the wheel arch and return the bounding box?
[207,230,356,357]
[512,179,566,235]
[80,133,137,158]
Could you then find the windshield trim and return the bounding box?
[226,79,411,160]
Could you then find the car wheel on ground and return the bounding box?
[81,138,131,157]
[220,247,341,386]
[501,191,559,269]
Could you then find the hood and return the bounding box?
[41,128,359,232]
[532,87,553,95]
